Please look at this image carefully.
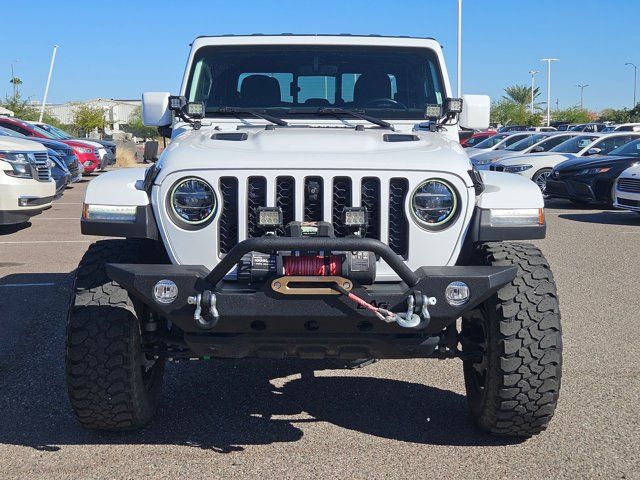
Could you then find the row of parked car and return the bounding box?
[462,128,640,214]
[0,116,116,226]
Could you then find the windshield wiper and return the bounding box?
[210,107,289,127]
[292,107,394,131]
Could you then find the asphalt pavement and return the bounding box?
[0,172,639,479]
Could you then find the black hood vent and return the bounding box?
[211,132,249,141]
[383,134,420,142]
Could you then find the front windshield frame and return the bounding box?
[550,135,599,153]
[472,133,510,149]
[184,45,447,120]
[505,134,546,151]
[606,138,640,157]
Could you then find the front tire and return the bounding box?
[462,242,562,437]
[531,168,552,196]
[65,239,166,430]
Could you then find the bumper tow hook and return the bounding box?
[395,293,436,329]
[187,290,220,329]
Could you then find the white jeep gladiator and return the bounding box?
[67,35,562,437]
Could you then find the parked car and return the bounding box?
[459,130,496,147]
[497,125,528,132]
[0,135,56,225]
[473,132,579,167]
[0,117,101,173]
[601,123,640,132]
[527,126,557,132]
[613,163,640,213]
[569,123,607,132]
[48,149,71,198]
[31,121,116,169]
[546,138,640,205]
[490,133,640,194]
[0,126,81,184]
[465,131,537,158]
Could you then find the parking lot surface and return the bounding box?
[1,172,639,479]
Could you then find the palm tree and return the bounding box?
[503,84,541,107]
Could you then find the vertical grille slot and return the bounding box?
[276,176,295,235]
[388,178,409,258]
[361,177,380,239]
[332,177,352,237]
[33,152,51,181]
[247,176,267,238]
[218,177,239,254]
[304,177,324,221]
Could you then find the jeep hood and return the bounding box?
[156,127,473,183]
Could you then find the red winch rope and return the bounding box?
[283,255,342,276]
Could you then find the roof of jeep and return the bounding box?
[190,34,442,49]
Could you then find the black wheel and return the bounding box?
[461,242,562,437]
[65,239,166,430]
[531,168,552,196]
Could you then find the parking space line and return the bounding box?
[31,217,79,220]
[0,282,57,288]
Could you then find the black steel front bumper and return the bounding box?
[106,237,517,359]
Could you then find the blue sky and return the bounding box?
[3,0,639,111]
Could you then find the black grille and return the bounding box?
[304,177,323,221]
[32,152,50,181]
[219,177,239,254]
[618,197,640,207]
[276,177,295,236]
[247,176,267,238]
[361,177,380,239]
[388,178,409,258]
[618,178,640,193]
[332,177,352,237]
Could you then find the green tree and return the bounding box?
[72,104,105,135]
[503,84,541,107]
[552,106,592,124]
[124,106,158,139]
[491,99,542,126]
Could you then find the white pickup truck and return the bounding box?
[0,136,55,225]
[66,35,562,437]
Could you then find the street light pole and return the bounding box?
[624,62,637,108]
[529,70,539,114]
[540,58,559,127]
[576,84,589,109]
[457,0,462,97]
[39,45,59,123]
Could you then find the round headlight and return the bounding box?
[411,179,458,229]
[169,177,216,227]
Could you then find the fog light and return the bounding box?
[342,207,368,228]
[257,207,283,228]
[153,280,178,304]
[445,281,470,306]
[83,204,137,223]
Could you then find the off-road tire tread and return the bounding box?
[65,239,165,431]
[464,242,562,437]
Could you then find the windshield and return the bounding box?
[0,126,25,138]
[550,135,599,153]
[472,133,510,149]
[608,139,640,157]
[505,134,545,151]
[185,45,445,120]
[39,123,72,139]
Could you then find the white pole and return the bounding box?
[540,58,558,127]
[39,45,59,123]
[457,0,462,97]
[529,70,539,114]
